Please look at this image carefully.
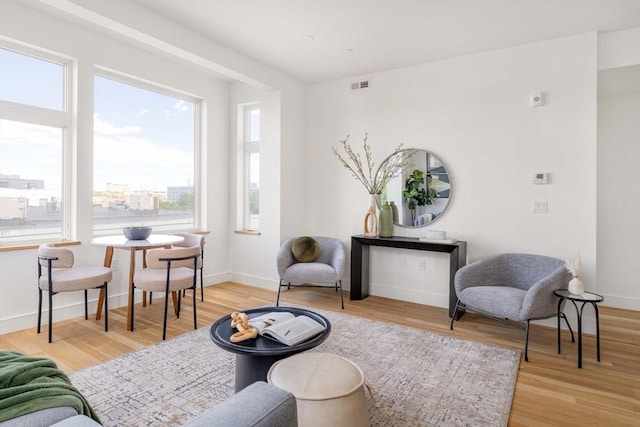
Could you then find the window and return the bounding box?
[0,45,70,244]
[239,104,260,231]
[93,72,199,234]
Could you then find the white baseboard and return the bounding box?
[3,274,634,336]
[0,273,231,335]
[369,283,448,309]
[598,294,640,311]
[0,292,130,335]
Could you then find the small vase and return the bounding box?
[568,276,584,295]
[379,201,393,237]
[363,194,378,237]
[389,201,399,223]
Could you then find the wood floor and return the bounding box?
[1,282,638,426]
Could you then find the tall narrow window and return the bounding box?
[240,105,260,231]
[93,73,198,234]
[0,45,70,244]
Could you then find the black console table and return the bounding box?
[350,235,467,318]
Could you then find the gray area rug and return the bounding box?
[70,308,520,426]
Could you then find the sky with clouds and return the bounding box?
[1,48,195,194]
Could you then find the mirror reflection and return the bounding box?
[375,149,451,227]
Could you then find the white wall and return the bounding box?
[596,28,640,310]
[597,89,640,309]
[0,1,230,333]
[306,33,601,313]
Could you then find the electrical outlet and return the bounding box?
[532,200,548,214]
[418,259,426,271]
[400,258,408,269]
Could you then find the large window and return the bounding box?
[239,104,260,231]
[0,45,70,244]
[93,72,199,234]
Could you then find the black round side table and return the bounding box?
[210,306,331,391]
[554,289,604,368]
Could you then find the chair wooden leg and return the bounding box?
[37,289,42,334]
[338,280,344,309]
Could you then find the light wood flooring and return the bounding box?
[1,282,638,426]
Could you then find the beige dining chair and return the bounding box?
[37,243,112,343]
[173,233,206,301]
[131,246,200,340]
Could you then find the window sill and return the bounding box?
[234,229,261,236]
[0,240,81,253]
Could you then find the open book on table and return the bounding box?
[248,311,325,346]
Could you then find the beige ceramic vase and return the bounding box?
[363,194,378,236]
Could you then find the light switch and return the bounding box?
[533,201,548,214]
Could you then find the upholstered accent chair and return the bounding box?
[132,246,201,340]
[276,237,346,309]
[37,243,112,343]
[173,233,206,302]
[450,253,575,361]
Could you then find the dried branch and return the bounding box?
[565,255,582,278]
[332,133,416,194]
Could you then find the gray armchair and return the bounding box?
[276,236,345,309]
[450,253,574,361]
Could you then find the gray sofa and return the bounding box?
[1,382,297,427]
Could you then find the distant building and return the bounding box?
[0,174,44,190]
[129,192,159,211]
[105,182,129,193]
[166,186,194,202]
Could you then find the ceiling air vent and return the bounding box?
[350,80,370,90]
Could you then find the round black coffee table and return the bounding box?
[210,306,331,391]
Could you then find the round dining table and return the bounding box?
[91,234,185,331]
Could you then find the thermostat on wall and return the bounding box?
[532,172,549,184]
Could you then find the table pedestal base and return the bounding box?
[235,353,290,392]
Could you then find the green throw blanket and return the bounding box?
[0,351,101,424]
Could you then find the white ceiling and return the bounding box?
[132,0,640,83]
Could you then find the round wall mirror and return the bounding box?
[375,149,452,228]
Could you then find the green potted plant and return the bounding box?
[403,169,437,224]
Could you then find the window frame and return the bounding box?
[0,41,73,244]
[238,103,260,232]
[92,67,202,235]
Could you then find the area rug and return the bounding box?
[70,308,520,426]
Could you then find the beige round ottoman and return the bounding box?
[267,352,369,427]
